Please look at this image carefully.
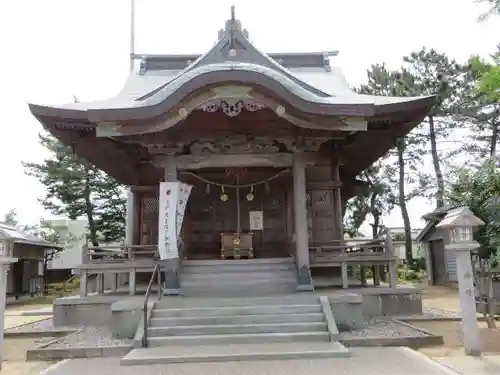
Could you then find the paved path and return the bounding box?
[436,355,500,375]
[38,347,456,375]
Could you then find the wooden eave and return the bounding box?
[37,116,160,186]
[339,103,434,179]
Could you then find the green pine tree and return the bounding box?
[359,64,431,264]
[403,48,466,208]
[23,133,126,246]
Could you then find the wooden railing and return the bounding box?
[309,237,394,264]
[86,244,159,261]
[309,231,397,288]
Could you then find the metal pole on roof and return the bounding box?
[130,0,136,72]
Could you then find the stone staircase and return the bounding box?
[180,258,298,297]
[121,295,350,365]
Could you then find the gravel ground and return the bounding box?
[35,320,426,349]
[5,317,80,333]
[394,307,462,321]
[340,318,429,339]
[46,326,132,349]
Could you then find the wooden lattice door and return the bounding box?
[308,190,335,243]
[140,195,159,245]
[185,186,233,259]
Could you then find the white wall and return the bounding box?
[47,219,122,271]
[47,219,87,270]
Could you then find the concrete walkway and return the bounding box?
[436,355,500,375]
[37,347,458,375]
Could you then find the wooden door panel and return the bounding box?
[308,190,335,243]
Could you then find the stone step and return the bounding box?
[152,304,321,318]
[154,294,321,308]
[147,322,327,336]
[183,258,294,266]
[183,266,295,274]
[149,312,325,326]
[180,287,297,298]
[181,277,296,287]
[145,331,330,346]
[181,271,295,281]
[121,341,350,365]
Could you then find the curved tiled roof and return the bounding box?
[28,16,434,122]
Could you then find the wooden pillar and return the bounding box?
[125,188,136,246]
[110,273,118,293]
[331,160,344,241]
[96,274,104,294]
[332,160,348,288]
[293,154,313,291]
[162,156,181,295]
[125,188,136,295]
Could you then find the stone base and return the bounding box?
[328,293,365,330]
[356,287,423,317]
[111,300,150,339]
[296,284,314,292]
[53,296,119,327]
[163,288,181,296]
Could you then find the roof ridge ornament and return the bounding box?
[217,5,249,42]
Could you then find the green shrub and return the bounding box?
[408,257,427,272]
[397,264,425,282]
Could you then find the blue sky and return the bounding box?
[0,0,498,231]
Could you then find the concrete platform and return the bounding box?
[121,342,349,365]
[38,347,459,375]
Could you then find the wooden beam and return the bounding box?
[153,153,318,170]
[307,181,342,190]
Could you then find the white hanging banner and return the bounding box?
[158,182,179,260]
[176,182,193,238]
[158,182,193,260]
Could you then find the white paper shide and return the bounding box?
[249,211,264,231]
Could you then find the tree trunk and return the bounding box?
[487,274,497,328]
[84,170,98,247]
[428,116,445,208]
[43,253,49,295]
[397,143,413,265]
[370,191,380,238]
[479,259,489,322]
[486,262,497,328]
[490,123,499,157]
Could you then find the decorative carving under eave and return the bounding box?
[189,135,280,155]
[276,137,329,152]
[144,143,185,156]
[54,122,95,132]
[199,98,266,117]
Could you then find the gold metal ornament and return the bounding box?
[220,186,229,202]
[246,185,255,201]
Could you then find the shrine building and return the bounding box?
[28,11,435,296]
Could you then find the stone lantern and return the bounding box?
[436,206,484,356]
[0,238,17,369]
